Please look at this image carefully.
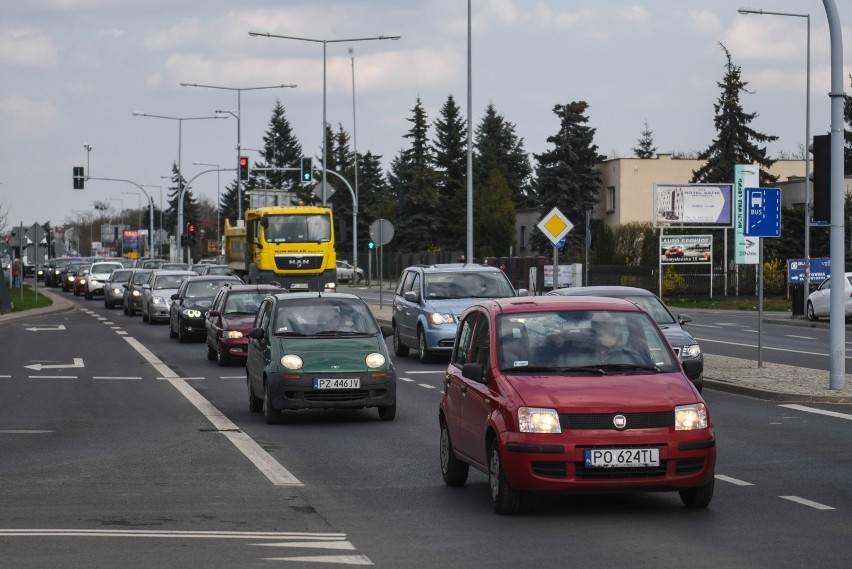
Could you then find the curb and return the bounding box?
[703,379,852,404]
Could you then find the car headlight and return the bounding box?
[680,344,701,359]
[223,330,244,339]
[281,354,303,369]
[675,403,708,430]
[429,312,455,325]
[153,297,166,305]
[182,309,202,318]
[518,407,562,434]
[365,352,386,368]
[111,287,122,294]
[132,290,141,297]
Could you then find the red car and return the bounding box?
[439,295,715,514]
[72,265,91,296]
[205,283,284,366]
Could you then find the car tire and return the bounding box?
[177,320,188,343]
[488,440,521,515]
[679,477,714,509]
[806,301,818,321]
[378,400,396,421]
[216,346,231,367]
[248,376,262,413]
[440,419,469,487]
[142,306,149,322]
[418,327,433,364]
[206,341,217,361]
[263,380,281,424]
[393,325,409,357]
[85,290,92,300]
[169,319,178,339]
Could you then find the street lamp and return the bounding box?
[180,82,296,221]
[248,30,401,206]
[193,161,221,261]
[141,184,163,257]
[738,7,811,317]
[132,112,227,262]
[104,197,123,255]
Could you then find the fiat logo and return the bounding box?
[613,414,627,429]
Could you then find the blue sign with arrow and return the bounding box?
[744,187,781,238]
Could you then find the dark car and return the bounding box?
[193,264,239,278]
[168,275,242,342]
[46,257,78,287]
[103,268,135,308]
[122,269,154,316]
[61,262,85,292]
[205,283,284,366]
[439,295,715,514]
[246,292,396,424]
[392,263,525,363]
[548,286,704,392]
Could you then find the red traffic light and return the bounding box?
[188,224,195,233]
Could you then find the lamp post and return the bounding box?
[104,197,123,255]
[738,7,810,317]
[248,30,400,206]
[180,83,296,221]
[142,184,163,257]
[193,161,221,261]
[132,112,227,262]
[349,47,360,279]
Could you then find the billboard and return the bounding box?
[660,235,712,264]
[654,184,733,227]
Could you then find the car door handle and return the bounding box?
[459,384,467,394]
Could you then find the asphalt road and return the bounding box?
[2,291,852,568]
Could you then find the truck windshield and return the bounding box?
[264,214,331,243]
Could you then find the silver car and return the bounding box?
[141,270,196,324]
[103,268,135,308]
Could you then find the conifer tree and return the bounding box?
[432,94,467,250]
[254,100,303,194]
[474,103,533,207]
[531,101,604,255]
[691,43,778,185]
[389,97,440,252]
[632,120,657,159]
[474,170,516,258]
[163,162,199,238]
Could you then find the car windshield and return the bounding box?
[424,272,514,299]
[497,310,679,375]
[110,270,134,282]
[132,272,151,285]
[154,275,189,290]
[615,294,677,325]
[92,263,123,274]
[273,297,379,336]
[185,280,232,299]
[224,292,269,315]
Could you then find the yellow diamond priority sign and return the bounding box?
[537,207,574,246]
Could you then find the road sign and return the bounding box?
[369,219,394,246]
[536,207,574,246]
[744,187,781,238]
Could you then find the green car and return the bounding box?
[246,292,397,424]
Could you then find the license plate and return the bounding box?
[584,448,660,468]
[290,283,309,290]
[312,378,360,390]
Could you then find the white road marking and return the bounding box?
[715,475,754,486]
[0,375,11,379]
[116,331,128,335]
[786,334,817,340]
[779,404,852,421]
[0,430,53,434]
[123,336,302,487]
[28,376,77,379]
[697,337,850,359]
[264,555,372,565]
[687,323,722,329]
[24,324,66,331]
[25,358,84,371]
[401,370,445,375]
[220,376,244,379]
[253,540,356,550]
[0,529,346,539]
[399,377,415,382]
[93,376,142,380]
[780,496,835,510]
[418,383,436,389]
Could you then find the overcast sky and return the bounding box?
[1,0,849,230]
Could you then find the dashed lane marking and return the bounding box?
[418,383,437,389]
[780,496,835,510]
[715,475,754,486]
[779,404,852,421]
[785,334,817,340]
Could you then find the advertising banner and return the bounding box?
[653,184,733,227]
[660,235,712,264]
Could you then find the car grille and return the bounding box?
[531,462,568,479]
[575,463,668,480]
[675,458,705,476]
[274,254,323,271]
[560,412,674,430]
[297,389,384,403]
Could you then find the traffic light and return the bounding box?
[810,134,831,223]
[368,241,374,249]
[238,156,249,181]
[73,166,85,190]
[300,157,313,183]
[187,222,196,244]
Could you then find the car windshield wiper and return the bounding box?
[500,365,606,375]
[313,330,369,337]
[597,363,661,373]
[273,331,309,337]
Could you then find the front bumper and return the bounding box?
[267,370,396,411]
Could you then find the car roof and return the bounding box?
[152,270,196,277]
[184,274,240,282]
[222,284,283,293]
[404,263,504,274]
[550,285,656,297]
[480,295,643,315]
[271,291,362,302]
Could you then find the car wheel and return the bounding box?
[248,376,262,412]
[104,299,110,308]
[169,319,178,338]
[142,306,149,322]
[378,400,396,421]
[393,325,409,357]
[177,320,188,343]
[806,301,818,321]
[216,345,231,367]
[418,327,433,364]
[263,380,281,424]
[206,340,217,361]
[488,440,521,515]
[440,419,469,486]
[85,290,92,300]
[679,477,714,509]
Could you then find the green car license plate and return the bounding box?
[312,378,360,390]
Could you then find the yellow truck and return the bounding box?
[224,204,337,291]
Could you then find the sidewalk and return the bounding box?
[4,284,851,403]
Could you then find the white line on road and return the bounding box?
[418,383,437,389]
[264,555,373,565]
[715,475,754,486]
[28,376,77,379]
[401,370,445,375]
[785,335,817,340]
[220,376,244,379]
[780,496,835,510]
[696,337,850,359]
[0,430,53,434]
[93,376,142,380]
[779,404,852,421]
[684,323,722,329]
[0,529,346,539]
[123,336,302,487]
[399,377,415,382]
[0,375,10,379]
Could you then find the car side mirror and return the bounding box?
[209,310,220,317]
[461,362,486,384]
[677,314,692,325]
[142,284,150,289]
[404,290,420,303]
[171,293,180,300]
[249,328,265,340]
[380,325,394,338]
[516,288,529,297]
